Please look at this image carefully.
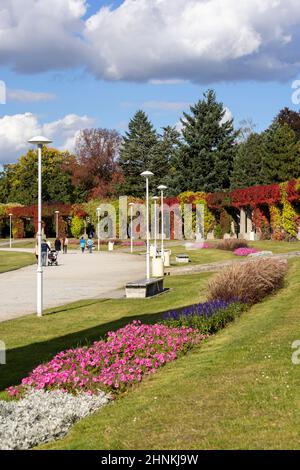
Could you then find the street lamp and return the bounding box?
[54,210,59,238]
[129,202,134,253]
[152,196,159,255]
[9,213,13,248]
[28,136,52,317]
[141,171,154,279]
[157,185,167,262]
[96,207,101,251]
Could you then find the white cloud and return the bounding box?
[0,112,94,164]
[84,0,300,82]
[7,89,56,103]
[221,107,233,124]
[1,0,300,82]
[142,101,190,111]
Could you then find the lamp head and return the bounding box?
[157,185,167,191]
[28,136,52,145]
[152,196,159,201]
[129,202,134,206]
[141,170,154,178]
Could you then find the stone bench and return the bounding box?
[175,254,190,263]
[125,278,164,298]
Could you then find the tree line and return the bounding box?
[1,90,300,204]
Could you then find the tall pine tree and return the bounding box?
[231,133,264,189]
[118,111,159,196]
[261,123,300,184]
[174,90,238,193]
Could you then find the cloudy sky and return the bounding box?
[1,0,300,163]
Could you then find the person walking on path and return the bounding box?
[63,237,69,254]
[55,237,62,252]
[80,236,86,253]
[87,237,93,254]
[41,239,50,266]
[35,241,39,264]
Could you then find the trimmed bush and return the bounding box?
[216,238,248,251]
[208,258,288,304]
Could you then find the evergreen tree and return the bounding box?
[174,90,238,193]
[152,126,181,192]
[261,123,300,184]
[230,133,264,189]
[117,111,159,197]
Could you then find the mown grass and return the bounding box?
[0,251,35,273]
[35,258,300,450]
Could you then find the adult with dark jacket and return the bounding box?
[55,237,62,252]
[41,239,50,266]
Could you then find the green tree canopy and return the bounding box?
[231,133,265,189]
[0,147,76,205]
[117,110,162,197]
[261,123,300,184]
[174,90,238,193]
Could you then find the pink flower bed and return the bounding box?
[234,247,259,256]
[7,322,206,397]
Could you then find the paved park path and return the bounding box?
[0,249,145,322]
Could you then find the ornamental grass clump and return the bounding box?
[216,238,248,251]
[7,322,206,397]
[208,258,288,305]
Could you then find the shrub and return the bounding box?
[216,238,248,251]
[70,216,84,239]
[163,301,247,334]
[208,258,288,305]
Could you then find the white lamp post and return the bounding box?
[54,210,59,238]
[28,136,52,317]
[96,207,101,251]
[152,196,159,255]
[157,185,167,262]
[9,213,13,248]
[129,202,134,253]
[141,171,154,279]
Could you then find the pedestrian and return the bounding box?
[63,236,69,254]
[41,238,50,266]
[87,237,93,254]
[80,236,86,253]
[55,237,62,252]
[35,240,39,263]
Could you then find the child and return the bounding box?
[87,237,93,254]
[80,236,86,253]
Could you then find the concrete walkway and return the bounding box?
[0,249,145,322]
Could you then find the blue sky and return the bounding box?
[1,0,300,163]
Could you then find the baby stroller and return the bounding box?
[48,250,58,266]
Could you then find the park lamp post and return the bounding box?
[97,207,101,251]
[54,210,59,238]
[157,185,167,262]
[28,136,52,317]
[9,213,13,248]
[141,171,154,279]
[129,202,134,253]
[152,196,159,255]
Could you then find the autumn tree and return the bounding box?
[275,107,300,141]
[72,128,122,199]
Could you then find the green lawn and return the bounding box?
[1,258,300,449]
[0,251,35,273]
[39,258,300,450]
